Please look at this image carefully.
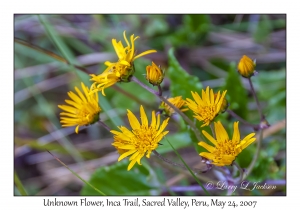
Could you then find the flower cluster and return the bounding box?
[57,30,258,171]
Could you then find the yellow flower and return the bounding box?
[237,55,256,78]
[90,31,157,96]
[146,61,164,86]
[58,82,101,134]
[90,62,126,96]
[199,121,256,166]
[186,86,227,127]
[159,96,188,116]
[111,105,169,170]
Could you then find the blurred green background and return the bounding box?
[14,14,286,196]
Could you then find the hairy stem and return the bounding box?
[248,78,264,121]
[158,85,163,96]
[233,161,244,184]
[243,129,263,180]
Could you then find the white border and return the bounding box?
[5,0,294,209]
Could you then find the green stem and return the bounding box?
[131,76,203,142]
[14,172,28,196]
[47,151,106,196]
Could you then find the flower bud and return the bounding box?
[146,62,164,86]
[237,55,256,78]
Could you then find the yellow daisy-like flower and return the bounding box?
[111,105,169,170]
[199,121,256,166]
[237,55,256,78]
[58,82,101,134]
[159,96,188,116]
[146,61,164,86]
[186,86,227,127]
[90,62,127,96]
[90,31,157,96]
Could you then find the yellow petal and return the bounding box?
[127,109,141,130]
[199,142,216,153]
[140,105,148,127]
[232,121,240,144]
[118,149,137,161]
[75,125,80,134]
[128,158,138,171]
[150,111,156,128]
[156,118,169,138]
[156,114,161,130]
[133,50,157,61]
[202,130,218,146]
[199,152,215,161]
[75,86,87,103]
[215,121,229,143]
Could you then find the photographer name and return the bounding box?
[206,181,277,193]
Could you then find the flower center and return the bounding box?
[132,125,158,153]
[214,139,237,158]
[199,105,217,123]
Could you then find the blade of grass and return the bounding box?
[14,172,28,196]
[15,38,88,73]
[47,151,106,196]
[15,137,98,160]
[166,139,210,195]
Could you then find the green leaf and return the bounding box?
[170,15,210,47]
[185,14,210,34]
[223,62,248,119]
[81,161,161,195]
[253,69,286,124]
[167,48,203,98]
